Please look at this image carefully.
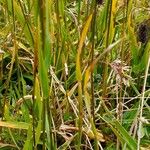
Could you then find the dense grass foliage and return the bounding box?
[0,0,150,149]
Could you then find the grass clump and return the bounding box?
[0,0,150,149]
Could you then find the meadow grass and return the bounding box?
[0,0,150,149]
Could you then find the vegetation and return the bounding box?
[0,0,150,149]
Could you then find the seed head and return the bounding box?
[137,19,150,43]
[97,0,103,5]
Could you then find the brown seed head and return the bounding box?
[137,19,150,43]
[97,0,103,5]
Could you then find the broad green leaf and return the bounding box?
[101,114,137,150]
[23,125,33,150]
[112,120,137,150]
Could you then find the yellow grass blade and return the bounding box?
[0,121,30,130]
[76,13,93,81]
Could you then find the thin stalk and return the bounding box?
[8,129,20,150]
[39,0,54,149]
[32,70,36,149]
[18,0,36,147]
[102,0,112,100]
[39,0,47,149]
[90,1,98,149]
[32,29,39,149]
[90,0,96,124]
[77,82,83,150]
[77,0,81,22]
[42,98,46,150]
[2,0,18,119]
[55,0,63,72]
[18,0,34,46]
[117,0,127,149]
[137,54,150,150]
